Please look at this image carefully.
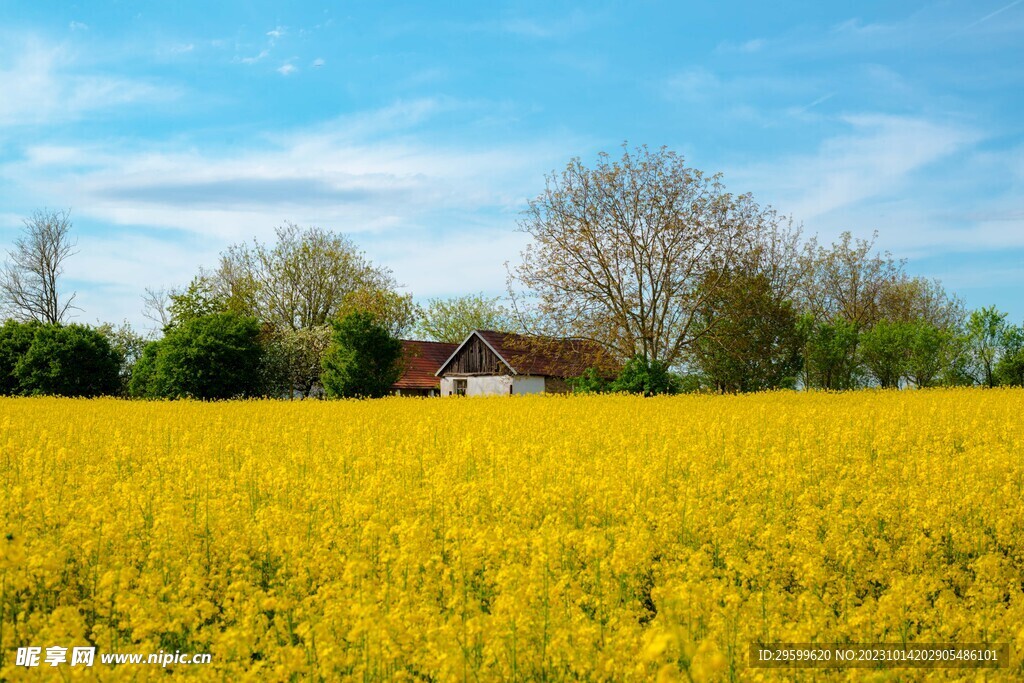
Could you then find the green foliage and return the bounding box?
[693,271,802,392]
[166,276,227,329]
[966,306,1007,388]
[937,331,974,387]
[129,341,161,398]
[414,293,513,344]
[608,355,679,396]
[95,321,147,395]
[321,311,404,399]
[215,222,396,331]
[995,324,1024,387]
[904,321,949,388]
[338,289,419,339]
[674,372,704,394]
[259,325,333,398]
[859,320,911,389]
[567,367,611,394]
[0,319,42,394]
[129,312,263,400]
[799,315,861,390]
[14,323,120,397]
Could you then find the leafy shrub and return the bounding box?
[130,312,263,399]
[321,311,403,398]
[14,323,120,397]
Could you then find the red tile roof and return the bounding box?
[450,330,618,378]
[393,340,458,390]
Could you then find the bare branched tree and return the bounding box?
[0,209,79,323]
[141,286,174,331]
[509,145,791,367]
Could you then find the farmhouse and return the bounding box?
[391,340,458,396]
[435,329,614,396]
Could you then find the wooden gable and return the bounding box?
[438,333,511,376]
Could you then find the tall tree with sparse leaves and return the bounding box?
[0,209,78,324]
[511,144,792,367]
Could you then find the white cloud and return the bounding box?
[277,63,297,76]
[722,114,1024,270]
[730,114,980,223]
[69,21,89,32]
[0,37,177,127]
[311,57,325,68]
[238,49,269,64]
[370,227,530,298]
[1,99,582,326]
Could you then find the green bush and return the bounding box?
[996,325,1024,387]
[567,367,611,394]
[129,312,264,399]
[0,320,42,394]
[321,311,403,399]
[13,323,121,397]
[609,355,679,396]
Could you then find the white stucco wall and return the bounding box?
[468,375,513,396]
[439,375,547,396]
[511,376,546,395]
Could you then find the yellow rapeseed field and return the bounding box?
[2,390,1023,681]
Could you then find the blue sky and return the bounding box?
[0,1,1021,331]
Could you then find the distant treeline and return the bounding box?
[2,147,1022,399]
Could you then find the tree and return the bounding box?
[414,293,513,343]
[141,286,173,330]
[799,315,861,390]
[608,355,680,396]
[965,306,1007,388]
[213,223,396,331]
[879,276,963,331]
[0,319,42,394]
[995,323,1024,387]
[321,311,403,398]
[692,270,802,392]
[259,325,333,398]
[859,320,911,389]
[0,209,78,324]
[799,231,905,328]
[511,145,789,367]
[940,330,976,387]
[14,324,120,397]
[166,275,227,328]
[95,321,147,395]
[338,288,419,339]
[129,342,161,398]
[904,321,949,388]
[129,312,264,399]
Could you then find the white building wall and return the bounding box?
[511,376,546,395]
[439,375,548,396]
[468,375,513,396]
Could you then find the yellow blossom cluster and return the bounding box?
[1,389,1023,681]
